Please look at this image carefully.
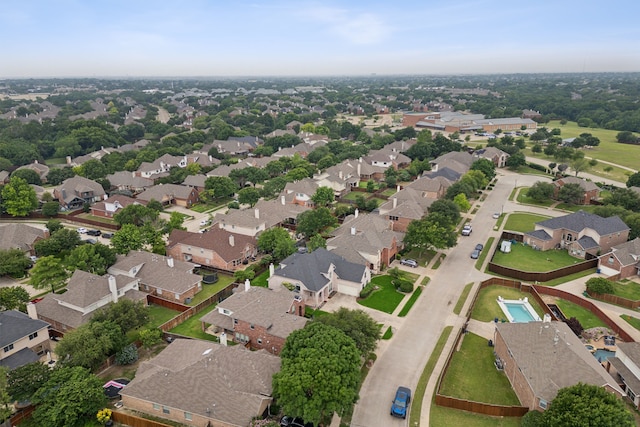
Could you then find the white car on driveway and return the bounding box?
[77,227,88,234]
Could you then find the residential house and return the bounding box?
[135,183,199,207]
[34,270,144,333]
[182,174,208,193]
[326,211,402,273]
[428,151,473,176]
[606,342,640,409]
[553,177,600,205]
[166,228,257,271]
[108,251,202,303]
[0,309,50,369]
[106,171,154,194]
[119,339,280,427]
[524,210,630,258]
[385,139,417,153]
[406,176,451,200]
[185,153,221,169]
[494,320,622,411]
[15,161,50,182]
[214,198,308,237]
[598,238,640,279]
[199,283,307,355]
[313,160,359,197]
[90,194,146,218]
[472,146,510,168]
[54,176,106,210]
[282,179,320,207]
[363,148,411,172]
[135,154,187,179]
[378,188,436,232]
[0,223,48,256]
[268,248,371,307]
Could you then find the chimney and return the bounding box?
[229,235,234,247]
[167,257,174,268]
[269,263,275,277]
[393,198,397,208]
[357,163,361,176]
[354,208,359,218]
[108,275,118,303]
[26,302,38,320]
[254,209,259,219]
[339,170,343,179]
[34,159,39,164]
[281,195,286,205]
[350,227,356,236]
[245,279,251,292]
[220,332,227,346]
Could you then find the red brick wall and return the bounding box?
[141,283,199,303]
[494,330,538,410]
[390,216,413,233]
[402,114,426,127]
[234,320,286,355]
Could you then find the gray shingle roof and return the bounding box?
[0,347,40,370]
[0,223,46,252]
[525,229,552,240]
[536,211,629,235]
[608,238,640,266]
[0,310,49,347]
[576,235,599,250]
[276,248,365,291]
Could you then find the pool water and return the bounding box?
[504,302,536,322]
[593,349,615,363]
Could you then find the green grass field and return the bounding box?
[169,304,219,341]
[554,299,607,329]
[471,285,545,323]
[358,275,406,314]
[621,314,640,331]
[397,286,422,317]
[454,283,474,315]
[502,212,550,233]
[610,279,640,301]
[429,405,522,427]
[188,274,235,306]
[516,188,555,207]
[492,242,582,272]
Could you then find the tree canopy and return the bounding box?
[296,207,338,238]
[1,176,38,216]
[314,307,380,357]
[257,227,296,261]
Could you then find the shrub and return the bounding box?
[527,162,548,172]
[564,317,584,337]
[115,344,138,365]
[586,277,614,295]
[521,409,544,427]
[394,279,413,293]
[228,201,240,209]
[360,283,375,298]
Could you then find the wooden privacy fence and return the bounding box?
[112,411,172,427]
[588,291,640,310]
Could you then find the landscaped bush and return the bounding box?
[564,317,584,337]
[520,409,544,427]
[360,283,376,298]
[527,162,548,172]
[393,279,413,293]
[586,277,614,295]
[115,344,138,365]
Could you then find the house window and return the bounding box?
[608,256,614,264]
[294,285,301,292]
[3,344,14,352]
[184,412,192,421]
[257,338,263,344]
[250,324,255,330]
[627,388,636,402]
[539,399,548,409]
[153,404,160,411]
[222,309,230,315]
[389,216,399,221]
[233,318,238,324]
[28,332,38,340]
[162,406,170,414]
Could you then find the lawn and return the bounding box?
[439,333,520,405]
[502,212,550,233]
[491,242,582,272]
[75,212,117,225]
[382,326,393,340]
[147,304,181,327]
[189,197,232,213]
[357,275,406,314]
[471,285,545,322]
[453,283,474,315]
[621,314,640,331]
[381,188,397,197]
[610,279,640,301]
[252,269,269,287]
[429,405,522,427]
[516,188,555,207]
[554,299,608,329]
[539,267,597,286]
[474,237,494,270]
[188,274,235,306]
[397,286,422,317]
[169,304,219,341]
[400,249,438,267]
[342,191,364,201]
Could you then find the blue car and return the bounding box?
[390,386,411,419]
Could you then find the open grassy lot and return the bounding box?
[610,279,640,301]
[357,275,405,314]
[554,299,608,329]
[471,285,545,322]
[502,212,550,233]
[430,405,522,427]
[491,242,582,272]
[188,274,235,306]
[169,304,218,341]
[400,249,438,267]
[516,188,555,207]
[439,333,520,405]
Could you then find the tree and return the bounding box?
[605,188,640,212]
[110,223,144,254]
[257,227,296,261]
[238,187,261,207]
[11,168,42,185]
[314,308,380,357]
[32,366,107,427]
[204,176,238,199]
[570,156,590,177]
[7,361,51,403]
[138,328,163,349]
[586,277,615,295]
[46,219,64,234]
[624,213,640,240]
[470,158,496,181]
[163,211,186,234]
[55,321,126,370]
[42,201,60,217]
[113,204,159,226]
[0,366,12,422]
[90,299,149,334]
[29,255,69,293]
[308,234,326,252]
[428,199,460,225]
[34,228,81,257]
[526,181,555,202]
[557,183,585,205]
[65,243,116,275]
[0,248,32,278]
[311,186,334,207]
[505,151,526,169]
[273,323,361,425]
[0,286,30,311]
[403,213,457,257]
[46,167,75,186]
[617,131,638,145]
[452,193,471,212]
[541,383,633,427]
[627,172,640,188]
[1,176,38,216]
[296,207,338,238]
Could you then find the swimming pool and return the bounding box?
[593,349,615,363]
[497,297,542,323]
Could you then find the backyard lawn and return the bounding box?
[554,299,608,329]
[188,274,235,306]
[358,275,405,314]
[438,333,521,405]
[502,212,550,233]
[252,269,269,287]
[471,285,545,323]
[429,405,521,427]
[491,242,583,272]
[169,304,219,341]
[611,279,640,301]
[147,304,181,327]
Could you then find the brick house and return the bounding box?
[606,342,640,409]
[472,146,510,168]
[135,183,199,207]
[0,223,48,257]
[494,320,622,411]
[377,188,436,233]
[54,176,106,210]
[0,309,50,369]
[166,228,257,271]
[553,176,600,205]
[597,238,640,279]
[524,211,630,258]
[199,283,307,355]
[90,194,147,218]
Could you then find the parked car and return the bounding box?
[199,219,210,226]
[400,259,418,268]
[85,238,97,245]
[86,229,101,236]
[492,212,501,219]
[475,243,484,251]
[470,249,480,259]
[77,227,88,234]
[390,386,411,419]
[462,224,472,236]
[280,416,313,427]
[102,232,113,239]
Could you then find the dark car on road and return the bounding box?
[102,232,113,239]
[280,416,313,427]
[475,243,484,251]
[470,249,480,259]
[390,386,411,419]
[86,229,101,236]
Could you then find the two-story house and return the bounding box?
[553,176,600,205]
[90,194,147,218]
[135,183,199,207]
[0,309,50,369]
[54,176,106,210]
[606,342,640,409]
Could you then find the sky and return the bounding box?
[1,0,640,78]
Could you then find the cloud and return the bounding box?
[301,5,390,45]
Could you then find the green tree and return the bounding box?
[42,201,60,217]
[428,199,460,225]
[308,234,326,252]
[78,159,107,180]
[55,321,126,370]
[273,323,361,425]
[296,207,338,238]
[527,181,555,202]
[470,158,496,181]
[403,213,457,257]
[0,248,32,278]
[11,168,42,185]
[7,361,51,403]
[314,308,380,357]
[1,176,38,216]
[32,366,107,427]
[557,183,584,205]
[110,223,144,254]
[605,188,640,212]
[46,219,64,234]
[163,211,186,234]
[623,213,640,239]
[46,167,76,186]
[204,176,238,199]
[311,186,335,207]
[29,255,69,293]
[626,172,640,188]
[65,243,116,275]
[617,131,639,144]
[238,187,261,207]
[0,286,30,311]
[541,383,633,427]
[138,328,163,349]
[257,227,296,261]
[113,204,159,226]
[90,299,149,335]
[452,193,471,212]
[0,366,12,422]
[505,151,526,169]
[34,228,82,257]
